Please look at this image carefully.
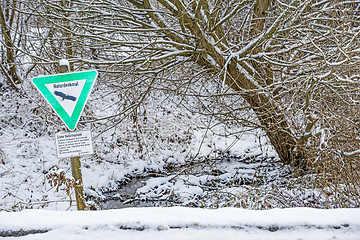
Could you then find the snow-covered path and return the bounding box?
[1,207,359,240]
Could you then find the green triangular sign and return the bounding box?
[32,70,98,131]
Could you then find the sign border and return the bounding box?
[32,70,98,131]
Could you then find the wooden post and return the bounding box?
[71,156,86,210]
[59,60,87,210]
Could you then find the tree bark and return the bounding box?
[249,0,300,165]
[0,2,21,88]
[225,61,299,166]
[222,0,301,165]
[136,0,302,165]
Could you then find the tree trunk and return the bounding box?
[225,61,300,166]
[249,95,299,165]
[0,2,21,89]
[138,0,303,165]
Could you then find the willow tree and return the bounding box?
[23,0,360,167]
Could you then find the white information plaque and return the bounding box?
[55,130,94,158]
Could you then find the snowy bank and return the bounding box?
[0,207,359,240]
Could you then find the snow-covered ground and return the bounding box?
[1,76,359,239]
[0,81,287,211]
[1,207,359,240]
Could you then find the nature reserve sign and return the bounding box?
[32,70,98,131]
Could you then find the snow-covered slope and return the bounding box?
[0,74,358,210]
[0,81,284,211]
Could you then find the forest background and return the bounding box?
[0,0,359,210]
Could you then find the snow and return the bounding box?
[59,59,70,68]
[0,207,359,239]
[1,1,360,238]
[343,149,360,157]
[2,69,359,212]
[1,79,284,211]
[0,49,359,239]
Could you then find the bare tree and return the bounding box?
[17,0,360,169]
[0,0,22,90]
